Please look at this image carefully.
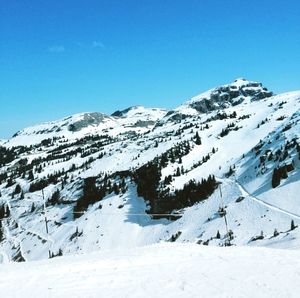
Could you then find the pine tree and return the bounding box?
[271,168,281,188]
[113,182,120,195]
[216,230,221,239]
[28,170,34,181]
[195,132,201,145]
[181,166,184,175]
[5,205,10,218]
[291,220,296,230]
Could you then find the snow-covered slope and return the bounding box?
[1,243,300,298]
[1,78,300,263]
[4,106,168,147]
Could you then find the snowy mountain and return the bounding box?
[175,78,273,114]
[1,78,300,263]
[5,106,168,148]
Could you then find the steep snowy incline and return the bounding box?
[1,178,299,263]
[0,243,300,298]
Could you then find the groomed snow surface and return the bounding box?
[0,243,299,298]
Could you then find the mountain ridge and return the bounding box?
[4,78,274,147]
[0,78,300,262]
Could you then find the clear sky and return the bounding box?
[0,0,300,139]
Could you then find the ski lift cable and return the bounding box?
[71,212,183,216]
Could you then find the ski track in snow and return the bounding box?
[235,179,300,220]
[0,243,300,298]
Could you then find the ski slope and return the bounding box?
[0,243,299,298]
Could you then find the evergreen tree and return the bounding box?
[181,166,184,175]
[5,205,10,218]
[291,220,296,230]
[28,170,34,181]
[113,182,120,195]
[271,168,281,188]
[195,132,201,145]
[14,184,22,194]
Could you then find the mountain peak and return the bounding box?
[177,78,273,114]
[111,105,168,119]
[111,105,145,117]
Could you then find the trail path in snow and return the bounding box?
[234,179,300,220]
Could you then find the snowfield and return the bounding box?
[0,243,299,298]
[1,77,300,298]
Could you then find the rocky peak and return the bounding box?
[111,106,145,118]
[180,78,273,114]
[67,112,111,132]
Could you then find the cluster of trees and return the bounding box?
[253,138,299,188]
[160,175,218,212]
[135,157,218,216]
[28,170,66,192]
[29,179,49,192]
[219,123,239,137]
[159,141,192,168]
[0,173,8,185]
[0,146,17,166]
[73,177,104,218]
[271,164,294,188]
[47,189,61,206]
[206,111,237,123]
[73,175,128,219]
[0,145,31,167]
[256,118,269,129]
[135,162,161,213]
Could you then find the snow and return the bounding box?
[1,176,299,264]
[0,243,299,298]
[1,79,300,263]
[4,107,168,147]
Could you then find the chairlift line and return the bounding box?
[71,211,183,216]
[42,188,52,259]
[219,184,231,246]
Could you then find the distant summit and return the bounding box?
[176,78,273,114]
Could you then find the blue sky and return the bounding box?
[0,0,300,139]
